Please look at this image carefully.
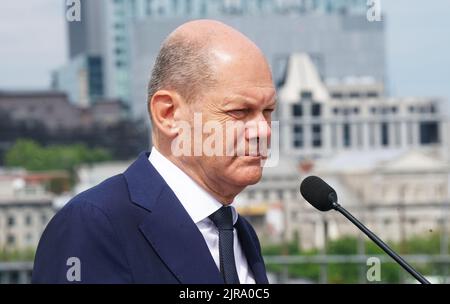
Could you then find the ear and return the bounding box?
[149,90,183,138]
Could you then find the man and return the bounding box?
[32,19,276,284]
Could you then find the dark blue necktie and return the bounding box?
[209,206,240,284]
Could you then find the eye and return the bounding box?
[263,108,275,116]
[228,109,249,119]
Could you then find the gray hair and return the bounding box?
[147,35,217,113]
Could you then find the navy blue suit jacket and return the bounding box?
[32,152,268,284]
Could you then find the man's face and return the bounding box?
[176,50,276,193]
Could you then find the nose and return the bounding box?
[245,112,271,140]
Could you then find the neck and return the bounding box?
[155,143,241,204]
[168,154,241,205]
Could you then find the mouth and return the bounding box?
[241,154,268,161]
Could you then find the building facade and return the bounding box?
[0,170,56,251]
[59,0,384,116]
[0,90,127,132]
[277,53,449,162]
[235,53,450,249]
[52,55,104,106]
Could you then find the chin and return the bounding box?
[231,165,263,186]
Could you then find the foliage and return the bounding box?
[4,139,112,172]
[0,110,150,165]
[0,248,35,262]
[263,232,449,283]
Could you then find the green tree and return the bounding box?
[4,139,112,186]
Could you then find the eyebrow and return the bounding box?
[223,94,277,108]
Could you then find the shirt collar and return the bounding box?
[148,146,238,225]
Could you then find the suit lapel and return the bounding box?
[124,152,222,284]
[235,216,269,284]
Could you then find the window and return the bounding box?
[277,190,284,200]
[312,124,322,147]
[114,23,125,29]
[115,60,126,67]
[25,214,32,226]
[343,123,351,147]
[7,234,15,245]
[430,104,437,113]
[367,91,379,98]
[145,0,154,13]
[349,92,360,98]
[7,216,15,227]
[331,92,343,99]
[381,122,389,146]
[311,103,322,117]
[301,91,312,99]
[293,125,303,148]
[292,104,302,117]
[420,121,439,144]
[409,218,418,226]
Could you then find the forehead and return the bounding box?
[210,46,273,84]
[203,44,276,106]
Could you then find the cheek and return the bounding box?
[223,157,263,182]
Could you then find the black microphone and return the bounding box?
[300,175,431,284]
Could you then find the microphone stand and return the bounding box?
[332,202,431,284]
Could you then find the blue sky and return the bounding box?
[0,0,449,100]
[383,0,450,99]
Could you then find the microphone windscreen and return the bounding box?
[300,176,337,211]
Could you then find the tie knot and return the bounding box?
[209,206,234,230]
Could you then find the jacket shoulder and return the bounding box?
[69,174,129,210]
[32,174,133,283]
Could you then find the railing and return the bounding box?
[1,255,449,284]
[0,261,33,284]
[264,254,450,283]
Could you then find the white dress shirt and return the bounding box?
[148,147,255,284]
